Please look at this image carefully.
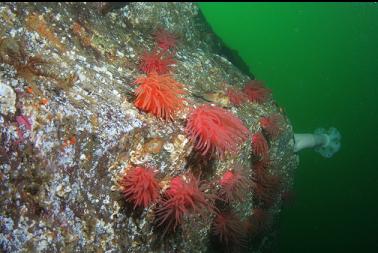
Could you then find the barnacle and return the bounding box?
[133,71,185,120]
[185,105,250,157]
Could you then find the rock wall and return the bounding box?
[0,3,298,252]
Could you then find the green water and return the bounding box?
[199,3,378,252]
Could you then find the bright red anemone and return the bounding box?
[219,169,249,203]
[185,105,250,157]
[119,166,160,209]
[139,50,175,74]
[243,80,271,103]
[252,170,281,208]
[133,71,185,120]
[259,114,283,138]
[155,173,212,235]
[212,211,246,246]
[226,88,248,106]
[251,132,269,160]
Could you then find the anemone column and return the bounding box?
[294,127,341,158]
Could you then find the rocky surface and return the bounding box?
[0,2,298,252]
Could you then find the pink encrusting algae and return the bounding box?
[185,105,250,157]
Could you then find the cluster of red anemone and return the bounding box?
[251,113,285,209]
[119,168,214,236]
[251,132,270,160]
[133,28,182,120]
[210,123,284,245]
[211,166,249,248]
[243,80,272,103]
[139,28,177,75]
[247,126,284,240]
[252,169,281,208]
[125,26,288,247]
[226,88,248,106]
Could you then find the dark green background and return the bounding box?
[199,3,378,252]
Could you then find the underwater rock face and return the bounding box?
[0,2,298,253]
[0,82,16,115]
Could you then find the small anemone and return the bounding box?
[243,80,271,103]
[133,71,185,120]
[185,104,250,158]
[118,166,160,209]
[154,173,213,236]
[252,170,281,208]
[246,208,271,237]
[154,28,177,51]
[251,132,269,160]
[259,113,284,139]
[226,88,248,106]
[139,49,175,74]
[212,211,246,247]
[219,167,249,203]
